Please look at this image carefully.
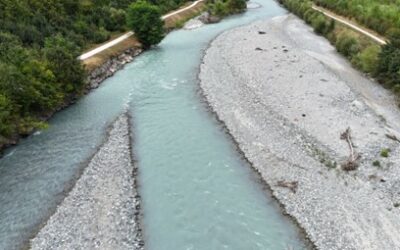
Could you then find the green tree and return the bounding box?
[127,1,165,48]
[21,60,63,111]
[42,35,85,93]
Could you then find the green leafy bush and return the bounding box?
[335,31,360,58]
[376,44,400,88]
[225,0,247,14]
[380,148,390,158]
[43,35,85,94]
[127,1,165,48]
[92,27,111,43]
[353,45,381,73]
[311,14,334,35]
[207,0,247,18]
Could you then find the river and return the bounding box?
[0,1,309,249]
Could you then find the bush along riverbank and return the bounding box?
[199,0,247,23]
[278,0,400,101]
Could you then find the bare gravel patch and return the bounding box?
[30,114,143,250]
[199,15,400,250]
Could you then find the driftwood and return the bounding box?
[340,127,360,171]
[386,133,400,143]
[277,180,298,193]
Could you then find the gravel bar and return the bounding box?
[30,114,144,250]
[199,15,400,250]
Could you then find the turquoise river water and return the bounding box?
[0,1,309,249]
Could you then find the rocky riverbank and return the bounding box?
[30,114,144,250]
[85,47,143,92]
[199,15,400,249]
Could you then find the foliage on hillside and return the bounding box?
[0,0,189,148]
[279,0,400,100]
[0,0,135,146]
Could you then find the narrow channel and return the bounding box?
[0,0,307,249]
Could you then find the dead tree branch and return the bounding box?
[386,133,400,143]
[340,127,360,171]
[277,180,298,193]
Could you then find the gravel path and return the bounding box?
[30,114,144,250]
[199,15,400,250]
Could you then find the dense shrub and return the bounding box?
[92,27,111,43]
[310,14,335,35]
[42,35,85,94]
[209,1,228,16]
[353,45,381,73]
[225,0,247,14]
[105,8,127,31]
[335,31,361,58]
[207,0,247,17]
[127,1,165,48]
[376,44,400,88]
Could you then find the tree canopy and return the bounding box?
[207,0,247,17]
[127,1,165,48]
[313,0,400,37]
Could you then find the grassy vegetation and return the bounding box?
[313,0,400,37]
[206,0,247,18]
[278,0,400,101]
[372,160,381,167]
[380,148,390,158]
